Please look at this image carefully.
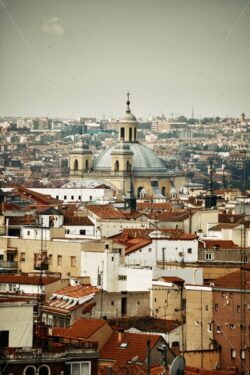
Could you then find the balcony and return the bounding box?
[0,260,18,270]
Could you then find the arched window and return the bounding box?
[137,186,143,198]
[115,160,119,172]
[74,159,78,171]
[120,127,125,140]
[162,187,166,196]
[39,365,50,375]
[85,159,89,171]
[126,161,131,171]
[129,127,132,141]
[24,366,36,375]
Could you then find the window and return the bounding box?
[85,159,89,171]
[80,229,86,235]
[111,301,114,306]
[154,298,157,302]
[67,361,90,375]
[65,229,70,234]
[241,350,246,360]
[247,303,250,310]
[215,303,219,311]
[137,301,140,305]
[148,248,152,252]
[237,305,241,312]
[205,252,213,260]
[20,252,26,262]
[230,324,236,329]
[208,323,212,332]
[74,159,78,171]
[24,366,36,375]
[0,331,9,346]
[231,349,236,358]
[118,275,127,280]
[38,365,50,375]
[27,231,30,236]
[71,256,76,267]
[64,195,67,200]
[89,196,92,201]
[129,127,132,141]
[48,255,53,265]
[71,195,74,200]
[187,248,192,254]
[111,257,114,261]
[56,195,59,200]
[78,195,81,200]
[205,305,208,311]
[57,255,62,266]
[120,127,125,140]
[216,326,222,333]
[115,160,119,172]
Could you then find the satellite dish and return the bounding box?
[169,355,185,375]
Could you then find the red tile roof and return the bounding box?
[87,204,125,219]
[43,285,100,314]
[53,318,107,339]
[199,240,238,249]
[0,274,60,285]
[64,216,94,226]
[213,268,250,289]
[100,332,162,366]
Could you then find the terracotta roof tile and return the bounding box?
[53,318,107,339]
[0,274,60,285]
[213,268,250,289]
[100,332,161,366]
[87,204,125,219]
[199,240,238,249]
[64,216,94,226]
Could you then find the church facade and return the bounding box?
[69,95,185,199]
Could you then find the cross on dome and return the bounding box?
[126,91,131,113]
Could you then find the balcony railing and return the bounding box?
[0,261,18,269]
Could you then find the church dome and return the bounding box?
[120,112,137,123]
[93,143,170,177]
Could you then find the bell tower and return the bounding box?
[69,141,93,178]
[118,92,138,143]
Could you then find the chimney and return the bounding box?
[117,328,124,344]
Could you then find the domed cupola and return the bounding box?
[118,92,138,142]
[69,140,93,178]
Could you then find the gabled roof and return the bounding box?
[43,284,100,314]
[40,207,63,215]
[100,332,162,366]
[199,239,239,249]
[87,204,125,219]
[64,216,94,226]
[213,268,250,290]
[209,223,241,231]
[0,274,60,286]
[149,212,189,222]
[53,318,107,339]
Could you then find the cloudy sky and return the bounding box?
[0,0,249,118]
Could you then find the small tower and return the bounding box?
[111,143,133,175]
[69,141,93,178]
[118,92,138,142]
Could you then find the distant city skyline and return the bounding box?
[0,0,249,119]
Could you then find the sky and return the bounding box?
[0,0,249,119]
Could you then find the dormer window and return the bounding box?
[120,342,128,348]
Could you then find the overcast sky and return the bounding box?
[0,0,249,119]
